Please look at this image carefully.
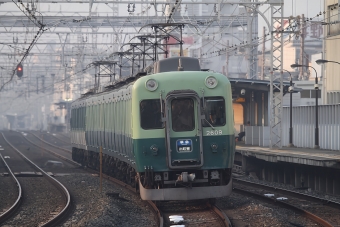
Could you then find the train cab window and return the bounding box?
[140,99,163,130]
[202,97,226,127]
[171,98,195,132]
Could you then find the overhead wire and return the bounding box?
[1,1,337,105]
[198,5,334,59]
[0,0,47,92]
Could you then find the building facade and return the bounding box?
[323,0,340,104]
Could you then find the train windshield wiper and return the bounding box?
[203,119,215,130]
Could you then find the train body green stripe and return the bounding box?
[133,135,235,172]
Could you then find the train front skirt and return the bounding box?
[138,178,233,200]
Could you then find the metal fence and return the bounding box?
[244,126,270,147]
[245,104,340,150]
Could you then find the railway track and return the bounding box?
[29,130,233,227]
[30,131,73,152]
[232,165,340,227]
[6,129,339,227]
[26,130,336,226]
[0,132,71,226]
[53,132,71,144]
[156,200,230,227]
[13,130,162,226]
[0,153,22,223]
[22,131,74,164]
[26,130,165,226]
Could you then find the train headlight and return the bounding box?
[205,76,218,89]
[145,79,158,91]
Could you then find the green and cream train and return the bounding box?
[70,56,235,200]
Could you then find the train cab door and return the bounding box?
[165,90,204,169]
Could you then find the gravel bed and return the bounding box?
[216,174,340,226]
[217,192,320,227]
[0,176,18,216]
[3,131,156,226]
[55,132,71,144]
[56,173,157,227]
[0,155,19,215]
[2,177,64,227]
[31,132,72,151]
[5,132,80,174]
[236,174,340,203]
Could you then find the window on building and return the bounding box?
[328,4,340,36]
[300,90,311,98]
[311,89,322,98]
[191,49,199,58]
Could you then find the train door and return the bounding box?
[165,90,204,169]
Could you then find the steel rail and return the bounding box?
[0,153,23,224]
[233,181,335,227]
[29,132,72,153]
[233,178,340,209]
[21,131,164,227]
[41,132,72,146]
[1,132,72,227]
[208,202,232,227]
[156,199,230,227]
[23,133,81,166]
[25,131,232,227]
[19,132,79,167]
[105,175,163,227]
[31,130,233,227]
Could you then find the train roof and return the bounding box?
[153,57,200,73]
[78,57,204,99]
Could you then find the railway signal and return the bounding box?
[16,63,23,78]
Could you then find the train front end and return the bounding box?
[132,66,235,200]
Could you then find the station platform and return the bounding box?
[235,143,340,195]
[235,142,340,169]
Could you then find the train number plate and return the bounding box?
[206,130,223,136]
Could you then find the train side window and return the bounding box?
[140,99,163,130]
[202,97,226,127]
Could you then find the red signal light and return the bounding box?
[16,63,23,77]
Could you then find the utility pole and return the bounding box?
[298,14,305,80]
[36,77,39,94]
[269,1,284,149]
[41,75,45,93]
[225,40,229,77]
[51,74,55,94]
[64,64,67,98]
[27,63,30,98]
[261,26,266,80]
[246,3,259,79]
[57,33,69,101]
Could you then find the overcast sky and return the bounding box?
[0,0,324,16]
